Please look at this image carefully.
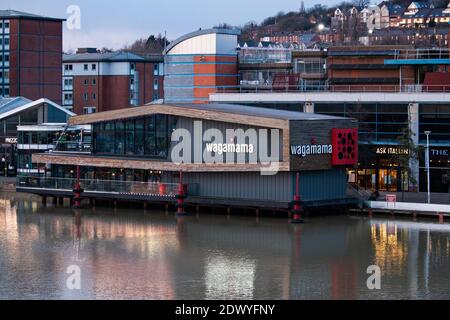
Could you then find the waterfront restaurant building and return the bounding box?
[20,103,358,210]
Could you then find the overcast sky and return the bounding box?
[3,0,348,51]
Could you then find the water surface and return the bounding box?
[0,193,449,299]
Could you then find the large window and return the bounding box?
[145,116,155,155]
[419,104,450,143]
[294,58,326,74]
[93,115,176,158]
[315,103,409,143]
[125,119,135,155]
[239,48,291,64]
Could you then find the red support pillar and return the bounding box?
[175,170,188,216]
[72,165,83,209]
[291,172,304,224]
[438,212,444,224]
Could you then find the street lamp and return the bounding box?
[317,23,325,32]
[424,130,431,204]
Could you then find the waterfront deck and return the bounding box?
[366,201,450,216]
[15,176,356,212]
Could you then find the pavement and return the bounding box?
[379,191,450,205]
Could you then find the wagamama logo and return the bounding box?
[290,144,333,157]
[205,142,254,155]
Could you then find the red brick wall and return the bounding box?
[99,75,131,112]
[193,55,238,102]
[70,61,165,114]
[8,18,62,104]
[135,61,164,104]
[72,76,99,114]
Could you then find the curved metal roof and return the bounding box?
[164,28,241,54]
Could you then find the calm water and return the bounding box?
[0,192,450,300]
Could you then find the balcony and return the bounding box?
[216,84,450,93]
[52,141,92,153]
[16,176,199,197]
[385,48,450,65]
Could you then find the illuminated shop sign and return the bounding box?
[290,144,332,157]
[431,148,449,157]
[3,137,17,144]
[375,147,409,155]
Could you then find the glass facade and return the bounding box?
[0,19,10,97]
[18,131,59,145]
[93,114,176,158]
[294,58,326,74]
[238,48,291,64]
[315,103,409,143]
[240,69,291,87]
[419,104,450,144]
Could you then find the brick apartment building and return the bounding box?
[0,10,64,103]
[62,48,164,114]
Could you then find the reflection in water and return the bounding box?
[1,193,450,299]
[205,254,256,300]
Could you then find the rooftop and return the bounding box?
[0,97,74,120]
[63,51,162,63]
[0,96,32,114]
[0,9,65,21]
[68,103,348,126]
[164,28,241,54]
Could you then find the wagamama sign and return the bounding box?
[290,144,333,157]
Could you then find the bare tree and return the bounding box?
[122,34,169,55]
[352,0,370,10]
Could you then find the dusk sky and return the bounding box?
[4,0,347,51]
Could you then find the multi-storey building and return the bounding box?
[163,28,240,104]
[211,47,450,194]
[62,48,164,114]
[0,10,63,103]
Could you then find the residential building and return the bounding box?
[0,10,64,103]
[62,48,164,114]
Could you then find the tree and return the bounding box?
[352,0,370,10]
[122,34,169,55]
[99,47,113,53]
[390,126,424,197]
[214,22,235,29]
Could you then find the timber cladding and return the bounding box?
[289,119,357,171]
[32,153,290,172]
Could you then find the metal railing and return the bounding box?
[216,84,450,93]
[392,48,450,60]
[52,141,92,153]
[16,176,198,196]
